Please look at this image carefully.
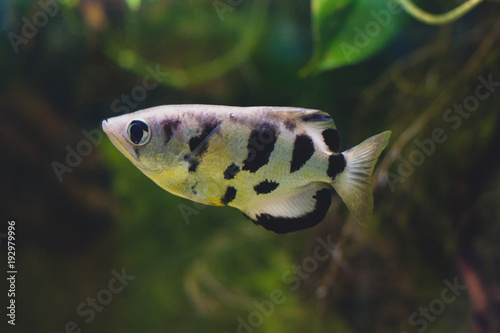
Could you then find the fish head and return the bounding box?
[102,108,184,174]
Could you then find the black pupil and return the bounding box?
[129,121,148,144]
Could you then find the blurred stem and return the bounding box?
[105,0,269,89]
[377,17,500,183]
[399,0,483,25]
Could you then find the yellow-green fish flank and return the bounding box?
[102,105,391,233]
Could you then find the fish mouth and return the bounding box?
[102,119,138,161]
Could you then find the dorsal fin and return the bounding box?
[263,107,340,154]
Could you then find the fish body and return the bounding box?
[102,105,391,233]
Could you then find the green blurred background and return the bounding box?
[1,0,499,332]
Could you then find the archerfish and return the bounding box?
[102,105,391,233]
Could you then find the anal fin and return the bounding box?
[242,183,333,233]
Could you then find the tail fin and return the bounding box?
[332,131,391,225]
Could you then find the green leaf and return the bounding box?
[124,0,141,11]
[302,0,407,75]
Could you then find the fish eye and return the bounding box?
[127,120,151,146]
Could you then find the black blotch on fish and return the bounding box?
[224,163,240,180]
[191,184,198,195]
[290,134,315,173]
[322,128,340,153]
[133,147,140,159]
[162,119,180,145]
[284,119,296,131]
[221,186,237,205]
[253,180,279,195]
[242,123,278,173]
[327,153,346,180]
[183,154,199,172]
[249,188,332,233]
[302,113,332,123]
[189,120,220,156]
